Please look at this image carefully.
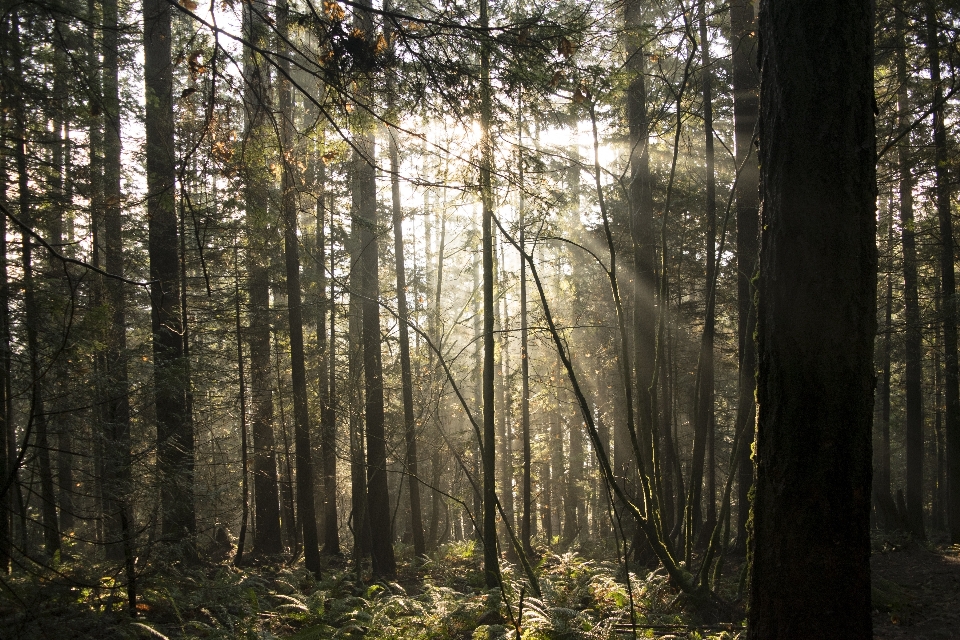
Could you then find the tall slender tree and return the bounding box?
[895,7,925,540]
[277,0,322,575]
[925,0,960,544]
[242,0,282,556]
[730,0,759,552]
[143,0,194,543]
[353,0,396,578]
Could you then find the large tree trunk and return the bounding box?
[749,0,875,636]
[277,0,321,575]
[242,0,282,556]
[730,0,759,553]
[143,0,194,543]
[896,9,925,540]
[0,108,8,574]
[102,0,134,566]
[353,0,395,577]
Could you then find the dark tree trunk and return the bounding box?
[143,0,194,542]
[0,108,8,574]
[480,0,497,588]
[12,13,60,558]
[896,9,925,540]
[318,157,340,556]
[242,0,282,556]
[925,0,960,544]
[352,0,395,574]
[749,0,875,636]
[730,0,759,553]
[277,0,321,575]
[520,197,533,558]
[688,0,717,553]
[875,215,897,529]
[348,209,370,558]
[102,0,134,566]
[388,130,425,558]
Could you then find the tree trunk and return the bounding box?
[925,0,960,544]
[388,130,426,557]
[749,1,875,636]
[519,178,533,558]
[242,0,282,556]
[318,156,340,556]
[277,0,321,575]
[352,0,395,575]
[143,0,194,542]
[0,106,8,574]
[12,13,60,558]
[896,9,925,540]
[730,0,759,553]
[688,0,717,554]
[102,0,134,565]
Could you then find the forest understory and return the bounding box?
[0,531,954,639]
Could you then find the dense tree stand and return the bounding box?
[749,0,876,638]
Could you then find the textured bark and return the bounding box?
[242,0,282,556]
[896,10,925,540]
[0,107,8,574]
[730,0,759,552]
[749,0,875,636]
[143,0,194,541]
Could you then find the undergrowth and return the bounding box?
[0,541,743,639]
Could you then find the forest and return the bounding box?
[0,0,957,638]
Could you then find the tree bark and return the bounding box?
[749,0,875,636]
[388,130,426,557]
[277,0,321,575]
[353,0,395,576]
[143,0,194,542]
[896,9,925,540]
[479,0,498,587]
[925,0,960,544]
[242,0,282,556]
[12,13,60,558]
[102,0,134,565]
[730,0,759,553]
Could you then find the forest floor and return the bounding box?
[871,536,960,639]
[0,535,957,639]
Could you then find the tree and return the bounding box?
[895,6,924,540]
[277,0,321,575]
[102,0,135,568]
[242,0,282,557]
[353,0,396,578]
[730,0,759,552]
[143,0,195,543]
[925,0,960,544]
[749,0,876,636]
